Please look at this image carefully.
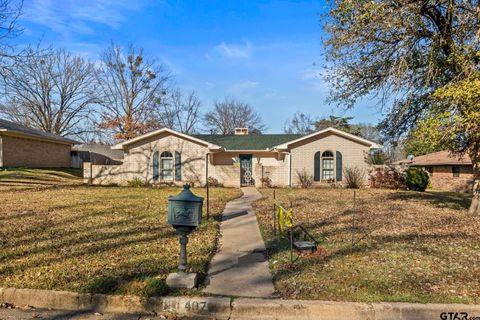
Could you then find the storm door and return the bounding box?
[239,154,254,186]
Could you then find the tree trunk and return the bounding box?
[469,179,480,215]
[469,153,480,215]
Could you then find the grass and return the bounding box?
[0,168,242,296]
[254,187,480,303]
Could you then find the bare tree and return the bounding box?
[0,0,23,74]
[158,89,201,134]
[284,112,315,134]
[96,43,170,141]
[203,97,265,134]
[0,47,99,137]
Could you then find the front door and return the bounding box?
[240,154,254,186]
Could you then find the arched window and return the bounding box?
[314,151,321,181]
[153,151,159,181]
[160,151,173,181]
[321,151,334,180]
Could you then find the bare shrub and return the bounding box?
[296,169,313,188]
[261,176,273,188]
[369,166,406,189]
[343,166,366,189]
[206,176,224,187]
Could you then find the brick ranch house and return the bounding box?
[395,150,473,192]
[85,127,381,187]
[0,119,78,168]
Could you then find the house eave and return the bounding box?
[0,129,79,145]
[273,127,382,149]
[112,128,222,150]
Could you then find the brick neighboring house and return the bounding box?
[0,119,79,168]
[84,126,381,187]
[396,150,473,192]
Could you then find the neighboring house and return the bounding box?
[71,143,124,168]
[0,119,78,168]
[395,150,473,192]
[85,127,380,187]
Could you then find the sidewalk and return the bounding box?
[204,187,275,298]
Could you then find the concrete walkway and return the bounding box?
[204,187,275,298]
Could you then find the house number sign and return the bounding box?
[162,299,208,313]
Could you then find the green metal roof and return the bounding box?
[194,134,303,150]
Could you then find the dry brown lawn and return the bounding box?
[0,168,241,296]
[254,188,480,303]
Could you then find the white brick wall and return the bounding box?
[290,132,371,186]
[86,132,209,185]
[84,130,373,187]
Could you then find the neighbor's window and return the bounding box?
[452,166,461,177]
[321,151,334,180]
[160,151,174,181]
[426,166,433,176]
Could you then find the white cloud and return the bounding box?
[227,79,259,95]
[205,81,216,89]
[299,67,329,93]
[22,0,145,37]
[214,40,252,58]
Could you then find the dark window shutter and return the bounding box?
[336,151,342,181]
[175,152,182,181]
[153,151,159,181]
[314,151,321,181]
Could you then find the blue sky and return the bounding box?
[18,0,384,133]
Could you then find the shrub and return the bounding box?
[343,166,365,189]
[127,177,145,188]
[207,176,224,187]
[369,166,406,189]
[261,176,273,188]
[405,167,429,192]
[296,169,313,188]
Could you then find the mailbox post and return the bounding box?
[166,184,204,289]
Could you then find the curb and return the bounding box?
[0,288,232,319]
[2,287,480,319]
[232,298,480,320]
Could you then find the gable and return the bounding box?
[274,127,381,150]
[288,131,372,150]
[112,128,219,150]
[119,131,211,151]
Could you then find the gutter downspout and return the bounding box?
[288,152,292,188]
[205,152,210,220]
[0,136,3,168]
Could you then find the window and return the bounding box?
[452,166,460,177]
[426,166,433,176]
[160,151,174,181]
[321,151,334,180]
